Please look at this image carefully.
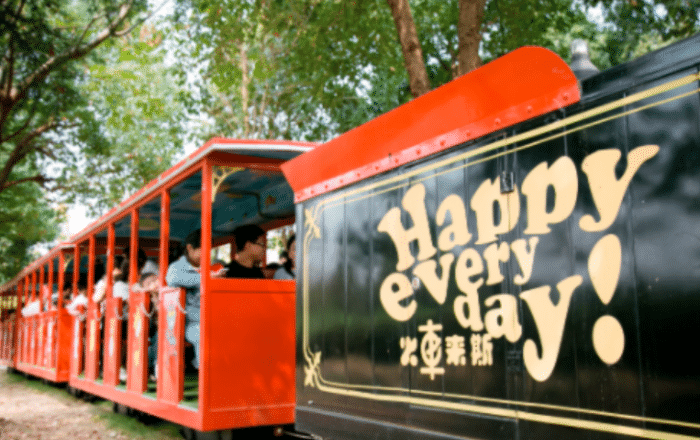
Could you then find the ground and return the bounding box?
[0,367,182,440]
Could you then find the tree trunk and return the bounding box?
[456,0,486,76]
[385,0,431,98]
[240,43,250,138]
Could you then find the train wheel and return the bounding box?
[112,402,130,416]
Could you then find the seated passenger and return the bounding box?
[139,272,160,380]
[125,247,159,277]
[166,229,203,370]
[66,282,89,317]
[274,234,296,280]
[225,225,266,279]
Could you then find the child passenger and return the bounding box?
[139,272,160,380]
[274,234,296,280]
[166,229,204,371]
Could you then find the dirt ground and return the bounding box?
[0,367,181,440]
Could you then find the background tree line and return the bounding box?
[1,0,698,282]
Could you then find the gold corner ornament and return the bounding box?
[304,351,322,388]
[211,166,243,203]
[304,208,321,240]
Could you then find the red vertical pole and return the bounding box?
[159,190,170,286]
[157,187,184,403]
[14,280,21,365]
[38,264,46,368]
[127,209,148,393]
[70,244,83,378]
[30,270,37,366]
[104,222,120,386]
[129,211,139,286]
[73,245,80,298]
[48,259,54,309]
[58,251,65,310]
[55,251,66,371]
[107,224,115,299]
[85,235,99,381]
[23,275,29,364]
[46,259,54,368]
[201,159,213,414]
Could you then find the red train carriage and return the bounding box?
[0,285,18,366]
[282,35,700,440]
[0,244,74,381]
[60,138,315,436]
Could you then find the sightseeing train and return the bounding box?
[2,32,700,440]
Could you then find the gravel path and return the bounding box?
[0,367,181,440]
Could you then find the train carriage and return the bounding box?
[61,138,316,436]
[0,243,74,381]
[282,35,700,439]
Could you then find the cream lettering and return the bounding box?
[521,156,578,235]
[483,294,522,342]
[374,146,657,381]
[520,275,582,382]
[454,248,485,331]
[580,145,659,232]
[413,254,455,305]
[436,194,472,251]
[511,237,539,285]
[379,272,416,322]
[470,179,520,245]
[482,242,510,285]
[377,184,437,271]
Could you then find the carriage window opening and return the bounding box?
[166,171,201,404]
[137,196,163,390]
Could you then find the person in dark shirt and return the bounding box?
[226,224,266,279]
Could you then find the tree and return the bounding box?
[0,163,61,283]
[0,0,148,196]
[66,22,195,214]
[582,0,700,67]
[170,0,700,145]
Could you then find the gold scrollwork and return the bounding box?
[304,351,322,388]
[212,166,243,203]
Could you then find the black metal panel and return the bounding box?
[296,33,700,440]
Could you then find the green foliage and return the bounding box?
[0,0,188,279]
[169,0,699,148]
[63,25,194,214]
[0,164,61,284]
[582,0,699,66]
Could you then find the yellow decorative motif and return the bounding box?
[304,208,321,239]
[212,166,243,203]
[89,320,96,352]
[62,255,73,273]
[133,349,140,368]
[304,351,321,388]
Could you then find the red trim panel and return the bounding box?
[282,46,580,202]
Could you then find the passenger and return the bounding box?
[125,247,159,277]
[92,255,129,307]
[274,234,296,280]
[166,229,204,371]
[225,225,266,279]
[262,262,281,279]
[139,272,160,381]
[65,277,89,317]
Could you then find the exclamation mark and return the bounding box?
[588,234,625,365]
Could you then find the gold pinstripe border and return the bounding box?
[300,73,700,439]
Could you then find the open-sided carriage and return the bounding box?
[63,138,314,436]
[0,244,74,381]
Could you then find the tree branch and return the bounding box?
[0,118,59,189]
[385,0,430,98]
[10,0,136,107]
[0,174,50,191]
